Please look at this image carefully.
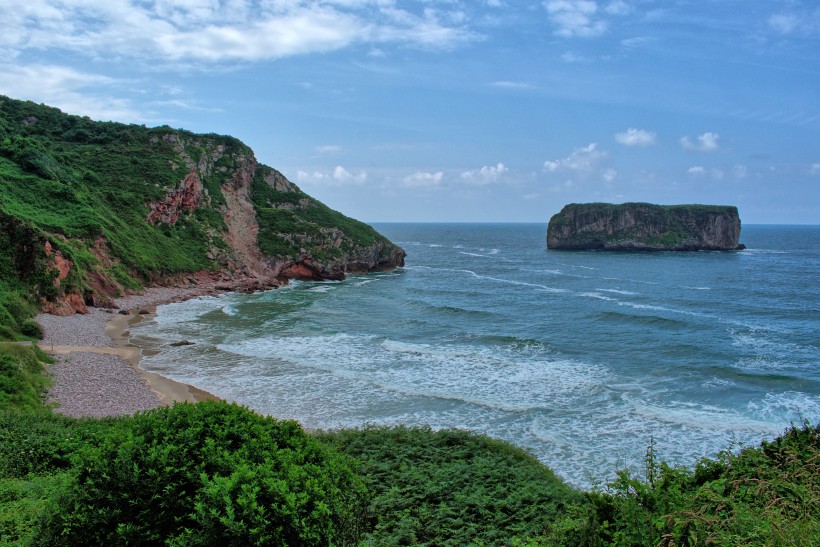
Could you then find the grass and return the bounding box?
[0,95,403,313]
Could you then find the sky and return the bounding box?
[1,1,819,224]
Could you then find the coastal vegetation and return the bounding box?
[0,95,403,316]
[1,372,819,545]
[0,97,817,544]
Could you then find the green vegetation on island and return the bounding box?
[547,202,745,251]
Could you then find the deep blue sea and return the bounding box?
[133,224,820,487]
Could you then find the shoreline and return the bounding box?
[105,305,220,406]
[38,286,225,417]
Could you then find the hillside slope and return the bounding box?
[0,96,404,316]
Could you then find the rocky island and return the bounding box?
[547,202,745,251]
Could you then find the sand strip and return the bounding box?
[37,288,221,417]
[105,307,219,406]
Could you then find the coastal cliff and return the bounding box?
[547,203,745,251]
[0,96,404,315]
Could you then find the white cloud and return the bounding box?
[620,36,653,48]
[809,163,820,175]
[561,51,593,63]
[604,1,631,16]
[680,132,720,152]
[544,143,606,173]
[333,165,367,185]
[614,128,656,147]
[688,166,706,176]
[544,143,616,186]
[0,63,143,122]
[768,9,820,35]
[316,145,342,154]
[0,1,477,66]
[732,164,748,179]
[296,165,367,186]
[402,171,444,188]
[769,13,800,34]
[490,80,534,89]
[544,0,607,38]
[460,163,508,185]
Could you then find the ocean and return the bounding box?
[132,224,820,488]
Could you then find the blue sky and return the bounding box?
[1,1,818,223]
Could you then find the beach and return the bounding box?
[37,286,221,418]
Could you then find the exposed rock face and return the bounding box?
[147,169,203,225]
[144,137,405,285]
[42,240,88,315]
[273,242,406,281]
[547,203,745,251]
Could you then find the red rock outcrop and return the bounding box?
[42,240,89,314]
[44,241,72,287]
[147,169,203,225]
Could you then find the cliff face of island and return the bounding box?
[0,96,405,315]
[547,203,745,251]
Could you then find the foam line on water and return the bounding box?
[218,333,613,414]
[625,394,780,433]
[748,391,820,422]
[456,269,567,293]
[577,292,617,301]
[597,288,639,296]
[152,296,226,326]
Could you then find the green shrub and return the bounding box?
[19,319,42,339]
[0,411,119,479]
[542,423,820,546]
[318,426,581,545]
[35,401,368,546]
[0,346,51,412]
[0,473,72,547]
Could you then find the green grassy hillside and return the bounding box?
[0,96,403,324]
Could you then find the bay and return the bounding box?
[132,224,820,487]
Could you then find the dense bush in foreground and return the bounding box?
[1,352,819,546]
[33,402,368,546]
[543,423,820,546]
[318,426,583,545]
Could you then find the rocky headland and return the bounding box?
[547,202,745,251]
[0,96,405,317]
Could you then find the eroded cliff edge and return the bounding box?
[547,203,745,251]
[0,96,405,315]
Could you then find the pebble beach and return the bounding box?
[37,287,221,418]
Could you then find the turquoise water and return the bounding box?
[133,224,820,487]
